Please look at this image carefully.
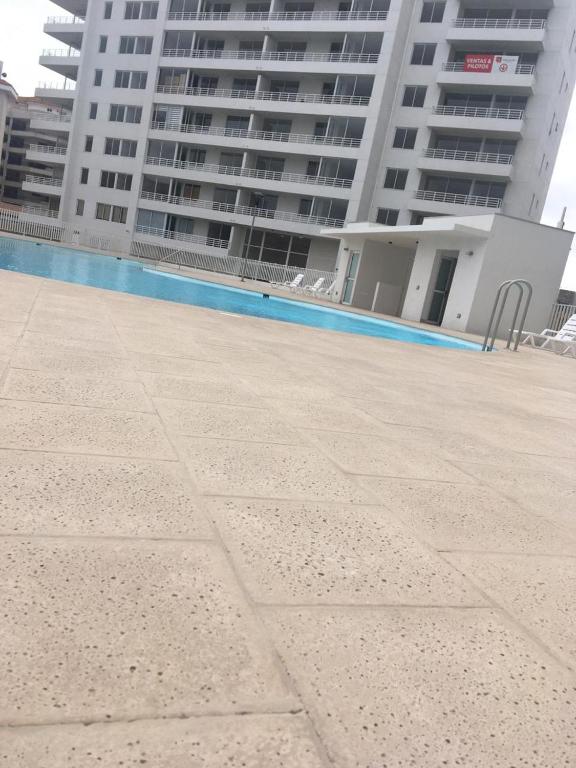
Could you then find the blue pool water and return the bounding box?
[0,236,481,350]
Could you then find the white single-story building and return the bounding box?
[322,214,573,338]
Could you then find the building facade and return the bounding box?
[30,0,576,274]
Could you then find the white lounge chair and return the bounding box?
[521,313,576,354]
[271,273,304,291]
[319,280,336,297]
[303,278,325,294]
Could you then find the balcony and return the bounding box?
[44,15,84,49]
[418,148,513,178]
[39,48,80,79]
[149,121,361,157]
[134,224,230,253]
[29,111,72,132]
[22,174,63,195]
[144,156,353,196]
[160,48,379,73]
[35,81,76,104]
[411,189,504,214]
[140,190,345,232]
[165,9,388,31]
[447,18,547,50]
[437,62,536,92]
[26,144,68,163]
[428,105,525,136]
[21,205,61,219]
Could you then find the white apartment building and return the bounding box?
[29,0,576,275]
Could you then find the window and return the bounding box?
[384,168,408,190]
[549,112,556,135]
[207,222,232,243]
[89,102,98,119]
[104,137,137,157]
[243,230,311,268]
[94,69,103,86]
[99,35,108,53]
[114,70,148,89]
[84,136,93,152]
[411,43,436,65]
[76,199,85,216]
[104,2,113,18]
[100,170,133,191]
[109,104,143,123]
[376,208,399,226]
[80,167,89,184]
[96,202,128,223]
[119,36,153,54]
[393,128,417,149]
[402,85,427,107]
[124,1,159,19]
[420,1,445,23]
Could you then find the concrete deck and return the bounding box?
[0,269,575,767]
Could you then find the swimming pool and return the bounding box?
[0,236,481,350]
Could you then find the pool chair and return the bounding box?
[319,280,336,297]
[272,273,304,291]
[521,313,576,354]
[303,277,325,294]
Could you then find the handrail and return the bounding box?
[414,189,503,208]
[423,148,513,165]
[24,174,63,187]
[134,224,229,249]
[27,143,68,155]
[156,83,370,105]
[41,48,81,57]
[140,191,345,228]
[46,15,85,23]
[442,61,535,74]
[432,105,525,120]
[149,120,361,148]
[167,10,388,21]
[452,18,546,30]
[37,81,77,91]
[22,205,60,218]
[161,48,379,63]
[145,155,354,188]
[482,279,533,352]
[29,112,72,123]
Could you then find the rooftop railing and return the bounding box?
[442,61,535,74]
[155,83,370,105]
[140,190,345,229]
[414,189,503,208]
[149,120,361,148]
[432,105,525,120]
[167,10,388,21]
[422,148,514,165]
[37,81,77,91]
[452,18,547,30]
[161,48,379,63]
[145,155,354,188]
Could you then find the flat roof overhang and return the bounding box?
[321,220,493,249]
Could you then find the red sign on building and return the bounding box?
[463,54,495,73]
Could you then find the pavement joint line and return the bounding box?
[0,533,218,544]
[0,444,180,461]
[0,395,154,415]
[437,548,576,559]
[254,602,491,610]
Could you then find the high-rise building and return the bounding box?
[30,0,576,273]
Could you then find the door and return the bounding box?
[342,251,360,305]
[426,255,457,325]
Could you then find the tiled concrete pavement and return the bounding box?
[0,269,575,767]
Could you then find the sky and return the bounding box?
[1,0,575,289]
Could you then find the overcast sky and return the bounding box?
[1,0,575,289]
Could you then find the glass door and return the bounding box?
[426,255,457,325]
[342,250,360,304]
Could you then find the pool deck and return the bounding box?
[0,268,575,767]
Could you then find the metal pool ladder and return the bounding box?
[482,279,533,352]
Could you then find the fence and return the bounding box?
[131,240,336,291]
[548,302,576,331]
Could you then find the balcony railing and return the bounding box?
[161,49,379,63]
[24,174,63,187]
[22,205,60,218]
[46,15,85,23]
[134,224,229,249]
[27,143,68,155]
[145,155,354,188]
[442,61,535,75]
[149,120,361,148]
[167,10,388,21]
[414,189,503,208]
[432,105,525,120]
[37,81,77,91]
[452,18,547,30]
[140,190,345,229]
[41,48,81,57]
[422,148,514,165]
[155,83,370,105]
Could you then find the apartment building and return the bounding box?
[30,0,576,273]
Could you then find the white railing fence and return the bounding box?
[131,241,336,291]
[548,302,576,331]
